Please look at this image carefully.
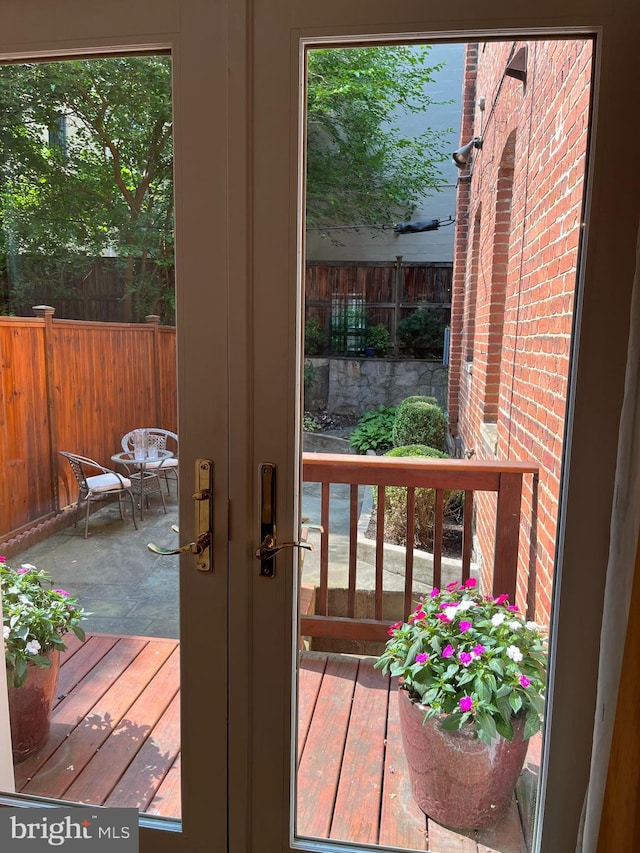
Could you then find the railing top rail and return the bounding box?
[302,452,539,491]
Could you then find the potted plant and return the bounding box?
[375,578,546,829]
[364,322,391,356]
[1,557,87,762]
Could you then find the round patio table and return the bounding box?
[111,450,172,520]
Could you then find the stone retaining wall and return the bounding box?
[304,357,448,416]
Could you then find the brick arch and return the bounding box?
[483,130,516,422]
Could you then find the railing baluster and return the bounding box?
[348,484,358,618]
[319,480,330,615]
[462,490,474,583]
[404,487,415,617]
[433,488,444,591]
[375,485,385,621]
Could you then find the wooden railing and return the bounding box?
[300,453,539,643]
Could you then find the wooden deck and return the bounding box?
[15,637,539,852]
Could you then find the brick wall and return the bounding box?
[448,39,593,625]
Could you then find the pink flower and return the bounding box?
[415,653,429,664]
[519,675,531,688]
[387,621,402,636]
[414,610,426,621]
[459,696,473,712]
[442,645,455,658]
[494,594,509,605]
[459,621,472,633]
[16,568,29,574]
[459,651,473,666]
[54,589,70,597]
[446,581,459,592]
[440,601,456,609]
[430,588,440,598]
[0,556,6,562]
[464,578,477,588]
[435,613,451,623]
[473,644,485,656]
[507,605,519,612]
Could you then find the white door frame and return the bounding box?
[239,3,640,852]
[0,2,232,850]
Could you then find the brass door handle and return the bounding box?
[149,531,211,557]
[257,462,313,577]
[148,459,214,572]
[255,533,313,561]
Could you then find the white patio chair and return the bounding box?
[59,451,138,539]
[121,428,179,495]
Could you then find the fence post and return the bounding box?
[33,305,60,513]
[392,255,402,356]
[146,315,163,425]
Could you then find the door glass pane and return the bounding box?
[297,35,593,850]
[0,54,181,823]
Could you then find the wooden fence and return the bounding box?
[305,258,452,353]
[0,309,176,545]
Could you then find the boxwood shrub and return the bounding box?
[391,396,447,452]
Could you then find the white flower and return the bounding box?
[25,639,41,655]
[506,645,523,662]
[457,600,475,612]
[444,606,459,621]
[3,626,9,640]
[491,613,507,626]
[525,621,539,631]
[20,564,36,570]
[508,620,522,630]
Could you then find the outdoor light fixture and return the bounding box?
[452,136,483,169]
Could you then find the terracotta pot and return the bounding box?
[397,685,529,829]
[7,651,60,763]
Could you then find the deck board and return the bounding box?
[330,660,389,844]
[18,638,533,851]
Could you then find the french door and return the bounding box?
[0,1,637,853]
[0,1,230,850]
[243,4,638,853]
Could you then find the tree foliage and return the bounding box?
[0,46,453,320]
[0,56,173,321]
[306,45,453,235]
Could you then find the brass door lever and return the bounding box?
[255,533,313,561]
[148,459,214,572]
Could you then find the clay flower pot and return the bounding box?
[397,686,529,829]
[7,651,60,763]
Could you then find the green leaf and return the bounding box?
[73,625,86,642]
[489,658,504,677]
[475,711,498,744]
[509,693,523,714]
[524,709,542,740]
[497,695,513,723]
[440,712,464,731]
[495,716,514,741]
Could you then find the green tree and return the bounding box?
[306,45,452,235]
[0,56,173,321]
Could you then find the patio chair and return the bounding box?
[121,428,179,495]
[59,451,138,539]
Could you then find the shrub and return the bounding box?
[392,397,447,451]
[383,445,461,551]
[365,323,391,356]
[304,316,326,356]
[397,308,446,358]
[350,405,397,454]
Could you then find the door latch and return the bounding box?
[148,459,214,572]
[256,462,313,577]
